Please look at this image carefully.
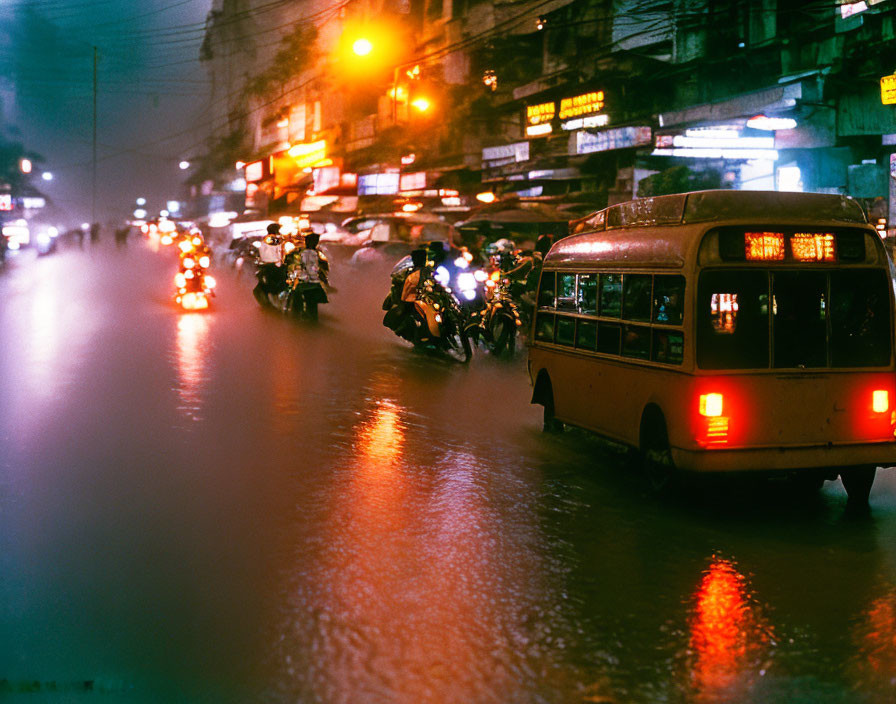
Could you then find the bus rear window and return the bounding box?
[698,268,892,369]
[830,270,891,367]
[698,270,770,369]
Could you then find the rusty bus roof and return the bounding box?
[549,190,869,268]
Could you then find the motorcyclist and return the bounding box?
[383,248,430,341]
[290,232,328,319]
[518,234,553,314]
[253,223,288,306]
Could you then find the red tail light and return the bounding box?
[698,393,729,447]
[872,390,889,414]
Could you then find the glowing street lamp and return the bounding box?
[41,172,53,181]
[411,97,431,113]
[179,160,191,170]
[20,158,32,174]
[352,38,373,56]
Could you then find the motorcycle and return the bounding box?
[468,272,523,356]
[174,249,216,310]
[383,272,473,363]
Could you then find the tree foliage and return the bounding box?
[245,25,319,98]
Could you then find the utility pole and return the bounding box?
[92,45,97,225]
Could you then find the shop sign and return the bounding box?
[0,194,11,211]
[288,140,327,169]
[399,172,427,191]
[482,141,530,168]
[881,73,896,105]
[526,101,555,126]
[312,166,341,193]
[559,91,605,121]
[22,197,45,209]
[358,172,399,195]
[576,126,652,155]
[245,160,265,182]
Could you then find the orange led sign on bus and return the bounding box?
[791,233,836,262]
[744,232,785,261]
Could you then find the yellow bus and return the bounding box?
[528,190,896,503]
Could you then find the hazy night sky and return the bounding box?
[0,0,213,225]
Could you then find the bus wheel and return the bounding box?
[640,408,676,492]
[840,466,876,506]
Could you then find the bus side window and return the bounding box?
[538,272,556,308]
[556,316,576,346]
[557,273,577,310]
[535,313,555,342]
[653,275,685,325]
[622,324,651,359]
[597,322,621,355]
[599,274,622,317]
[623,274,652,322]
[653,330,684,364]
[577,274,597,314]
[576,319,597,350]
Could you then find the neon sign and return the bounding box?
[559,91,605,120]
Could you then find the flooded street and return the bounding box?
[3,241,896,703]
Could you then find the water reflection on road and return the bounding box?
[2,243,896,702]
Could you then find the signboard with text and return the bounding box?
[882,73,896,105]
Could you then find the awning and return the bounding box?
[658,82,804,128]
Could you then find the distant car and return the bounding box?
[347,215,458,266]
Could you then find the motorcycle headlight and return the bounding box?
[462,289,476,301]
[183,257,195,269]
[161,235,173,245]
[199,256,210,268]
[434,266,450,287]
[473,269,488,283]
[453,256,469,270]
[174,273,186,287]
[178,240,192,253]
[457,272,476,291]
[204,275,216,289]
[185,269,195,279]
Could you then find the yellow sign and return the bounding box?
[287,140,327,169]
[559,91,605,120]
[881,74,896,105]
[526,101,555,126]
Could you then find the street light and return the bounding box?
[411,97,431,113]
[179,160,190,170]
[20,158,32,174]
[352,38,373,56]
[136,197,146,206]
[41,172,53,181]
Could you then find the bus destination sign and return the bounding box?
[743,231,837,262]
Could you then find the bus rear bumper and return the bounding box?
[671,442,896,473]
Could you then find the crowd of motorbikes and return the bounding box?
[380,236,550,363]
[153,213,547,364]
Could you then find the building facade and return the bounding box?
[195,0,896,228]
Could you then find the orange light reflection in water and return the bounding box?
[174,314,209,420]
[853,590,896,693]
[296,398,533,703]
[688,557,774,701]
